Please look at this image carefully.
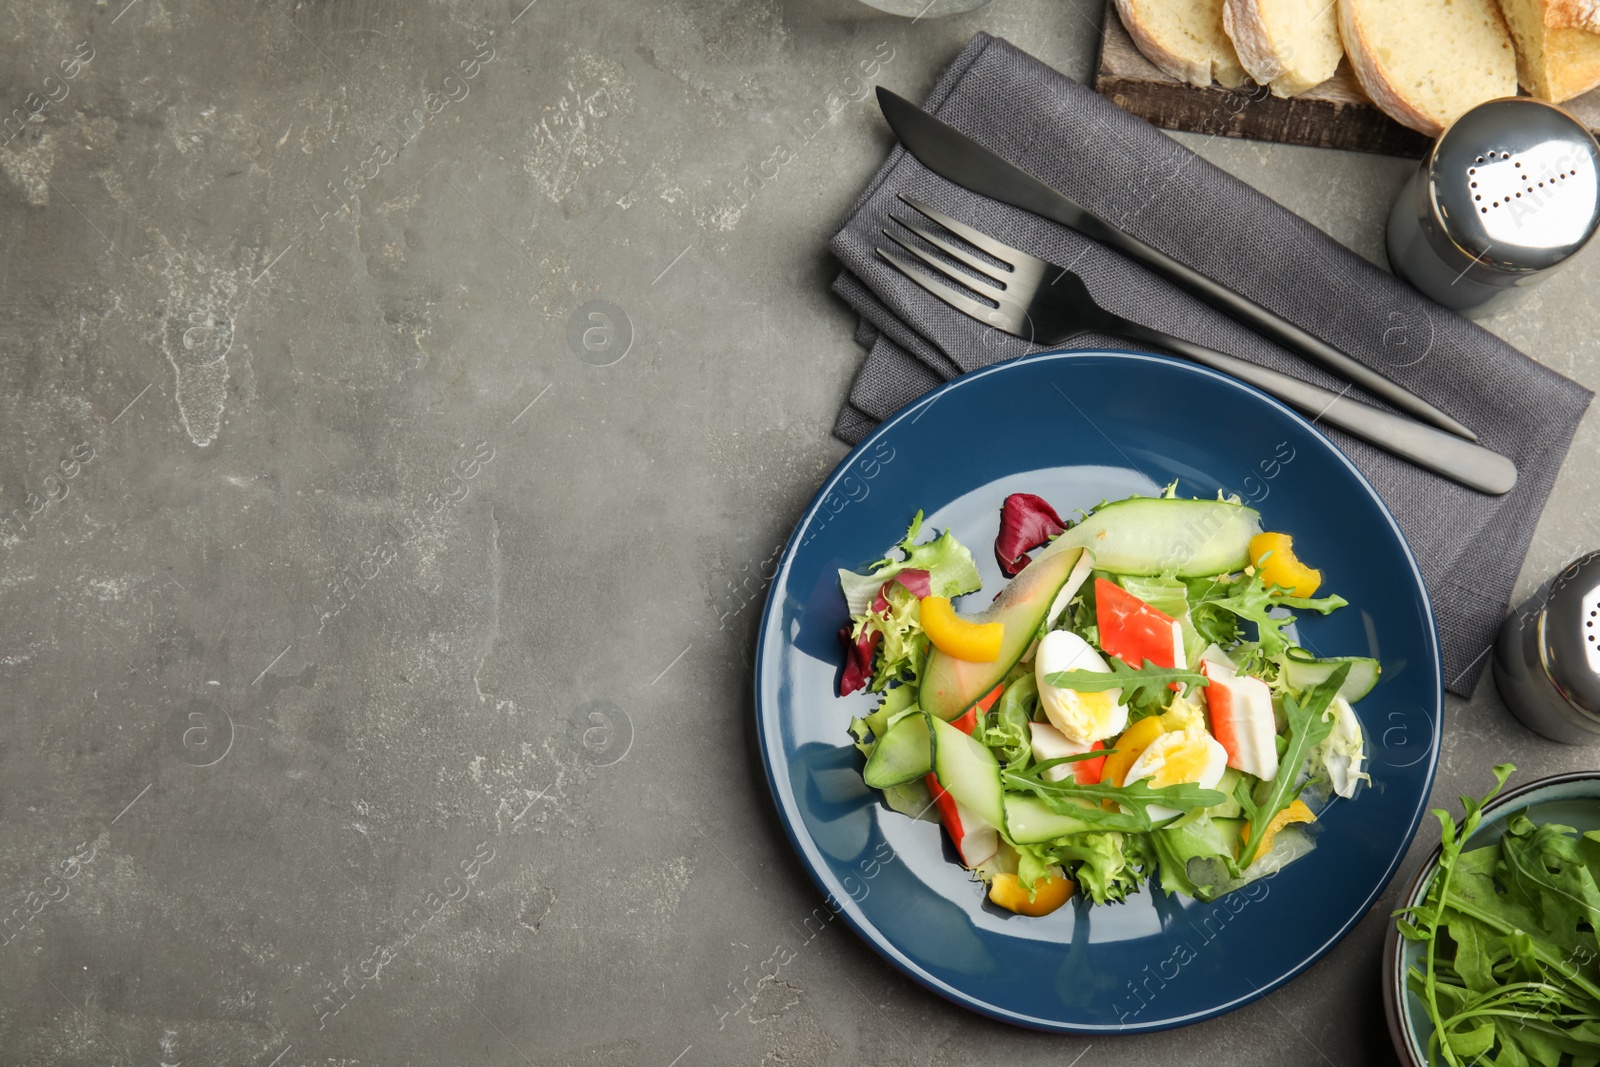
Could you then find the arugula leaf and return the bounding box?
[1190,568,1347,657]
[1390,765,1600,1067]
[1003,767,1225,833]
[1498,814,1600,961]
[1044,657,1209,707]
[1235,663,1348,868]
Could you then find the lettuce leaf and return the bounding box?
[838,511,982,615]
[1017,831,1149,904]
[995,493,1069,577]
[981,674,1036,770]
[882,778,938,822]
[861,684,918,744]
[837,624,881,696]
[846,582,928,694]
[1148,817,1238,899]
[1311,695,1368,799]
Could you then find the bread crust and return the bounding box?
[1114,0,1212,86]
[1223,0,1283,86]
[1226,0,1344,96]
[1115,0,1248,89]
[1498,0,1600,101]
[1544,26,1600,98]
[1339,0,1441,135]
[1545,0,1600,33]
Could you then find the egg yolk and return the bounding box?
[1043,687,1123,744]
[1126,729,1223,790]
[1145,736,1213,787]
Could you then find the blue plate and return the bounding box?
[754,349,1443,1033]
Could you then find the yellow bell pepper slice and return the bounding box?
[988,870,1075,916]
[1249,532,1323,598]
[1242,798,1316,861]
[1100,715,1167,787]
[919,596,1003,663]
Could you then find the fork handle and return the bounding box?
[1110,321,1517,496]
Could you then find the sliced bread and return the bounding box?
[1223,0,1345,97]
[1114,0,1250,89]
[1340,0,1518,136]
[1497,0,1600,101]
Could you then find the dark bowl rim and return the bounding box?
[1380,767,1600,1066]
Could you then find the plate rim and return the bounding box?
[755,347,1445,1033]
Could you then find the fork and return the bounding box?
[876,195,1517,497]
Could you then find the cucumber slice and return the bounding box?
[1281,649,1380,702]
[921,544,1091,721]
[862,713,932,789]
[1003,793,1098,844]
[1053,497,1262,578]
[929,714,1005,829]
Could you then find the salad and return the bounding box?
[837,486,1375,917]
[1396,765,1600,1067]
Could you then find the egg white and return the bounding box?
[1034,630,1126,744]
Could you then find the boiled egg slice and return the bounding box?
[1122,726,1229,821]
[1035,629,1126,745]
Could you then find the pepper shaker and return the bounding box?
[1387,98,1600,315]
[1493,551,1600,743]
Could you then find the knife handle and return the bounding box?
[1112,321,1517,496]
[1054,210,1479,443]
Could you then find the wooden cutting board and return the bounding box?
[1092,2,1600,158]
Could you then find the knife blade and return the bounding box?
[875,86,1479,442]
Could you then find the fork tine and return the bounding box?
[887,215,1012,291]
[898,194,1048,273]
[874,247,1025,338]
[881,227,1008,300]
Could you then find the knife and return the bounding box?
[875,86,1480,442]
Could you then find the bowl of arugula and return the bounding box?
[1385,766,1600,1067]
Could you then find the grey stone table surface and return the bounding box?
[3,1,1599,1064]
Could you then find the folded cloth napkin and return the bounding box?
[829,33,1592,697]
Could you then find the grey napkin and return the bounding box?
[830,33,1592,696]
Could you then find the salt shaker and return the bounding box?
[1493,551,1600,743]
[1387,98,1600,315]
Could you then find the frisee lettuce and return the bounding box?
[837,511,982,616]
[847,582,928,693]
[1017,831,1150,904]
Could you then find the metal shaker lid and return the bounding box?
[1429,98,1600,274]
[1538,551,1600,715]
